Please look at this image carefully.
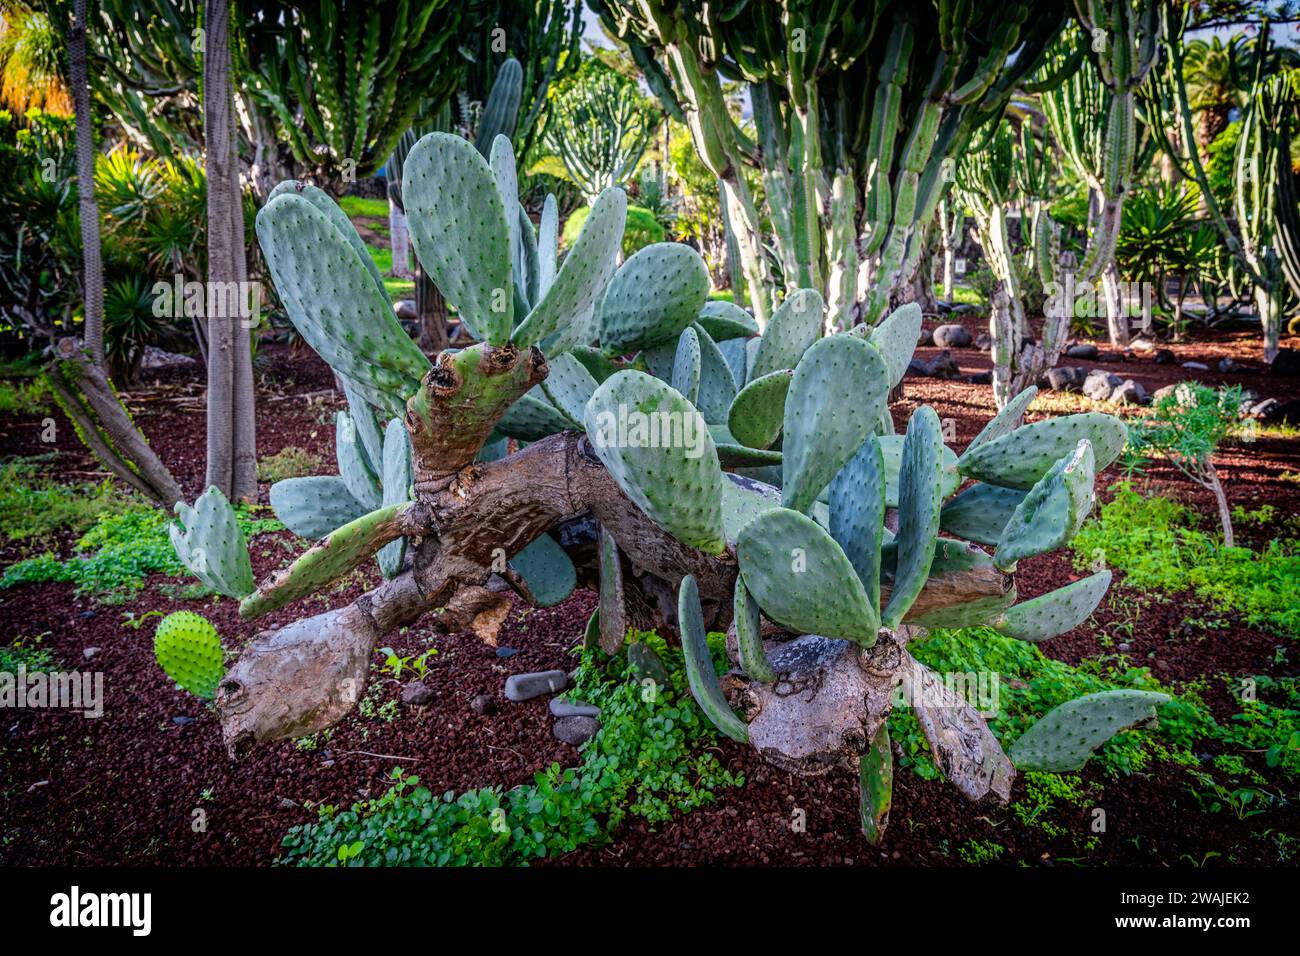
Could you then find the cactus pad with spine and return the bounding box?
[958,413,1125,489]
[598,243,710,353]
[689,323,739,423]
[514,186,626,350]
[697,300,759,341]
[1009,690,1170,772]
[749,288,825,380]
[495,390,575,441]
[583,371,725,555]
[537,193,559,299]
[781,335,890,514]
[867,302,923,387]
[403,132,513,345]
[994,440,1095,572]
[270,476,368,541]
[377,417,413,579]
[736,507,877,644]
[671,326,701,404]
[878,434,960,507]
[154,611,224,700]
[727,369,792,449]
[678,575,748,742]
[859,724,893,844]
[996,570,1111,643]
[336,411,382,511]
[508,533,577,607]
[734,576,774,683]
[882,407,944,629]
[828,435,886,616]
[541,352,599,426]
[170,486,254,599]
[267,181,387,300]
[597,526,627,653]
[964,385,1038,454]
[721,472,783,545]
[939,482,1028,545]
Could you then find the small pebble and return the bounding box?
[471,694,496,715]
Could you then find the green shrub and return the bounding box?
[0,459,137,548]
[0,378,50,415]
[258,446,323,483]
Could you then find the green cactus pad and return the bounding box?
[717,337,749,389]
[336,411,382,511]
[714,442,784,468]
[513,201,541,309]
[509,533,577,607]
[697,300,759,341]
[721,473,782,546]
[490,136,520,268]
[1008,690,1170,772]
[782,335,890,515]
[994,440,1096,572]
[537,193,559,299]
[169,486,255,599]
[997,570,1112,643]
[958,412,1126,490]
[541,352,599,426]
[749,288,825,380]
[882,407,944,629]
[568,345,622,384]
[727,369,792,450]
[496,389,576,441]
[867,302,923,387]
[154,611,224,700]
[403,131,513,345]
[908,591,1018,629]
[597,526,627,653]
[583,371,726,555]
[671,326,702,404]
[877,434,961,507]
[828,435,886,616]
[736,507,877,645]
[341,378,385,478]
[270,476,368,541]
[267,181,388,300]
[734,576,774,683]
[599,242,710,354]
[690,323,739,423]
[858,724,893,845]
[514,186,626,350]
[964,385,1038,455]
[377,418,413,579]
[239,503,409,620]
[256,194,430,416]
[678,575,748,743]
[939,482,1028,545]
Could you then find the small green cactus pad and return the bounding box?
[939,482,1028,546]
[514,186,626,350]
[569,345,622,384]
[541,352,599,426]
[697,300,759,341]
[267,181,387,300]
[637,340,676,381]
[599,242,710,353]
[882,407,944,629]
[628,637,670,686]
[858,724,893,845]
[717,337,749,391]
[537,193,559,299]
[721,472,782,546]
[583,607,600,649]
[678,575,748,743]
[583,371,726,555]
[996,570,1112,643]
[958,412,1126,490]
[828,435,886,614]
[239,503,409,620]
[994,440,1095,572]
[490,136,520,267]
[714,442,784,468]
[341,377,385,478]
[377,418,413,579]
[749,288,825,380]
[964,385,1038,455]
[867,302,923,387]
[508,533,577,607]
[154,611,224,700]
[690,323,739,423]
[671,326,701,404]
[736,507,877,645]
[496,389,575,441]
[270,476,368,541]
[878,435,960,507]
[256,194,430,417]
[734,576,774,683]
[513,201,541,309]
[403,132,513,345]
[336,412,382,511]
[597,525,627,654]
[908,591,1018,629]
[727,369,792,450]
[781,335,890,515]
[169,486,254,599]
[1008,689,1170,772]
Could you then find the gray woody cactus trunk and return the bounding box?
[592,0,1070,328]
[167,128,1160,841]
[203,0,257,501]
[68,0,104,368]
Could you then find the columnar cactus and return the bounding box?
[173,127,1146,841]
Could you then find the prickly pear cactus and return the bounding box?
[154,611,224,700]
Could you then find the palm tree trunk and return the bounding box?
[68,0,104,368]
[203,0,258,500]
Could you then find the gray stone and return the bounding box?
[974,332,992,351]
[965,371,992,385]
[82,646,101,660]
[1217,357,1240,373]
[1130,337,1156,352]
[1151,383,1180,403]
[504,669,568,702]
[925,350,961,379]
[1066,343,1099,360]
[932,324,972,348]
[905,358,929,378]
[1181,361,1209,371]
[141,346,197,370]
[553,715,600,746]
[1109,379,1149,405]
[400,681,435,705]
[549,698,601,718]
[917,327,934,347]
[495,646,518,659]
[1154,349,1176,364]
[172,715,194,726]
[470,694,496,715]
[394,299,417,320]
[1083,369,1122,401]
[1045,366,1086,391]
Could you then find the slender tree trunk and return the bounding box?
[204,0,258,500]
[1203,463,1234,548]
[68,0,104,368]
[388,200,412,277]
